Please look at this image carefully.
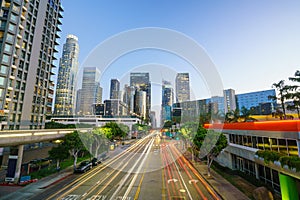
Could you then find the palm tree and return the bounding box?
[287,70,300,119]
[225,109,240,123]
[268,80,290,120]
[289,70,300,83]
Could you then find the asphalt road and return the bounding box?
[30,131,220,200]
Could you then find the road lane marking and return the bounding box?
[167,146,193,200]
[110,138,155,200]
[167,178,178,184]
[123,138,154,199]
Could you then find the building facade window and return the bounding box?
[0,65,8,74]
[229,133,299,156]
[4,43,12,52]
[8,23,16,32]
[2,54,10,63]
[0,77,5,86]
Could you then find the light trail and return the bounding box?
[47,136,151,200]
[166,145,194,200]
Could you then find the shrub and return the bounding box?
[279,156,300,172]
[256,150,284,164]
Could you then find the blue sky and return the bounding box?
[57,0,300,105]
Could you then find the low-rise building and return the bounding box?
[205,121,300,198]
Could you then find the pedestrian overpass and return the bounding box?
[0,128,91,147]
[0,128,91,183]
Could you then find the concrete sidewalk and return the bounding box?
[183,152,250,200]
[0,147,121,199]
[0,170,73,200]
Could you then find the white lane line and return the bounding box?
[167,146,193,200]
[110,138,154,200]
[123,138,155,199]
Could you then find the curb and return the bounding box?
[39,173,72,189]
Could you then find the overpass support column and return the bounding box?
[14,145,24,183]
[255,163,259,179]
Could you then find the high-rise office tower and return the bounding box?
[0,0,63,129]
[123,84,135,114]
[150,111,157,128]
[80,67,102,115]
[134,90,147,119]
[224,89,237,113]
[54,35,79,116]
[130,72,151,120]
[75,89,82,115]
[110,79,120,99]
[162,80,174,107]
[176,73,190,103]
[161,80,174,125]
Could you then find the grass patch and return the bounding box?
[29,155,91,179]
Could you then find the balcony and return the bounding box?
[21,14,26,21]
[22,6,27,12]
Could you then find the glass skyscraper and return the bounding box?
[130,72,151,120]
[0,0,63,129]
[161,80,174,125]
[175,73,190,103]
[110,79,120,100]
[79,67,102,115]
[54,35,79,115]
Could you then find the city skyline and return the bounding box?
[58,0,300,103]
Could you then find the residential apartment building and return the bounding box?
[0,0,63,129]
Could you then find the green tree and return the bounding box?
[180,121,199,161]
[287,70,300,119]
[289,70,300,83]
[48,144,69,169]
[162,120,173,129]
[239,107,257,122]
[90,128,109,158]
[193,126,227,177]
[225,109,240,123]
[103,122,127,140]
[268,80,290,119]
[64,131,86,169]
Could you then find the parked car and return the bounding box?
[74,161,92,173]
[91,158,101,166]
